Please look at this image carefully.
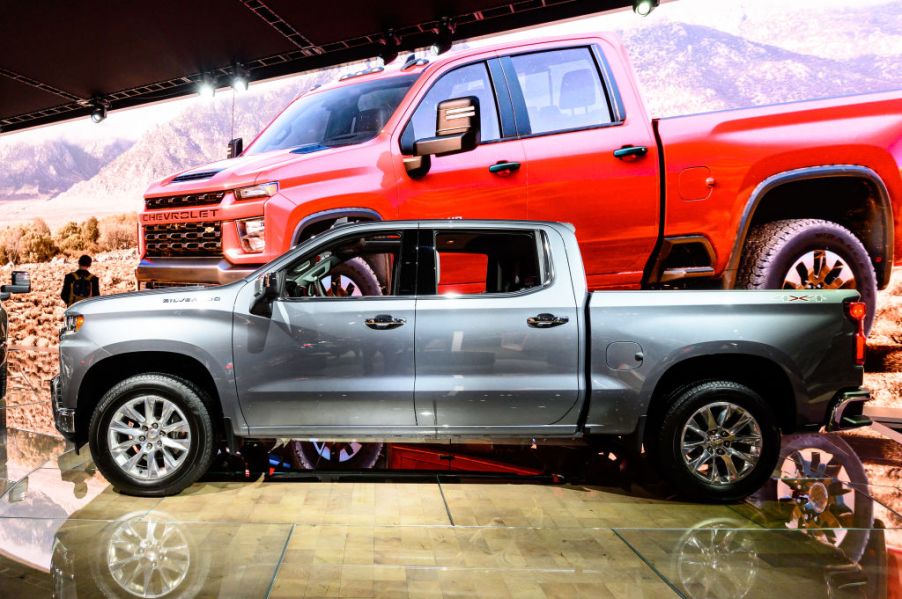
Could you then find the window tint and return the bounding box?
[425,231,542,296]
[406,63,501,145]
[510,48,611,135]
[283,232,405,298]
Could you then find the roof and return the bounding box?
[0,0,635,134]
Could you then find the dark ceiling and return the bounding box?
[0,0,636,134]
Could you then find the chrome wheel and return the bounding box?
[107,396,192,481]
[681,402,763,485]
[107,514,190,598]
[675,518,758,599]
[782,249,856,290]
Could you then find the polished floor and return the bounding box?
[0,418,899,598]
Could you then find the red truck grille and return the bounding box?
[144,222,222,257]
[144,191,224,210]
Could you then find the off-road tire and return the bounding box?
[332,257,383,296]
[289,440,384,470]
[655,380,781,502]
[737,218,877,332]
[89,373,216,497]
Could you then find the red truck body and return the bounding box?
[138,32,902,306]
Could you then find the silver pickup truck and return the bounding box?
[53,221,872,499]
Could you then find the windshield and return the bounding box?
[247,75,419,155]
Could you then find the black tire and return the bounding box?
[289,440,383,470]
[655,380,781,502]
[737,218,877,332]
[329,257,382,296]
[88,373,216,497]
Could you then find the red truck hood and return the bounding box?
[144,146,343,197]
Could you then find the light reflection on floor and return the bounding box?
[0,423,899,598]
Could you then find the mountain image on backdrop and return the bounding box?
[0,0,899,228]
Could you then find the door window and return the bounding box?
[422,230,544,296]
[404,62,502,147]
[509,48,612,135]
[283,232,410,298]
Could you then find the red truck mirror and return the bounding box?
[405,96,481,179]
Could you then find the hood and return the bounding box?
[68,282,246,315]
[144,143,360,197]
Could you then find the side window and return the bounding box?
[425,230,542,296]
[509,48,612,135]
[404,62,501,146]
[283,232,406,298]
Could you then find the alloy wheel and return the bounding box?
[680,402,763,485]
[107,395,192,481]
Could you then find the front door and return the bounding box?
[394,59,527,220]
[413,227,581,435]
[232,228,422,435]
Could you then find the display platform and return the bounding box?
[0,398,900,599]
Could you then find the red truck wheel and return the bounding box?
[289,440,383,470]
[738,219,877,332]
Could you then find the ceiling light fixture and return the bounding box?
[231,64,250,93]
[633,0,659,16]
[430,17,455,55]
[90,98,109,123]
[198,74,217,99]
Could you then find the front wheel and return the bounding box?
[89,373,216,497]
[654,380,781,502]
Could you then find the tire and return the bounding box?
[737,218,877,332]
[328,257,382,296]
[289,440,383,470]
[89,373,216,497]
[654,380,781,502]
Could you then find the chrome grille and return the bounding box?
[144,222,221,257]
[145,191,224,210]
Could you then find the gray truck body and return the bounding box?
[53,221,867,445]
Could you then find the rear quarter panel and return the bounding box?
[584,289,862,434]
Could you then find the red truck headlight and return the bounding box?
[234,182,278,200]
[237,218,265,253]
[845,301,867,366]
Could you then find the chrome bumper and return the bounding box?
[136,257,256,286]
[826,389,872,431]
[51,375,76,437]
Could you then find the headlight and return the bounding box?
[237,218,265,253]
[61,314,84,336]
[234,182,278,200]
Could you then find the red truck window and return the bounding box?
[429,231,541,296]
[509,48,612,135]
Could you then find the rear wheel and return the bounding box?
[289,440,383,470]
[654,380,780,501]
[738,218,877,331]
[89,373,216,497]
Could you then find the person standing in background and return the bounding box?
[61,254,100,307]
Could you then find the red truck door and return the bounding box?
[393,59,527,220]
[502,45,659,289]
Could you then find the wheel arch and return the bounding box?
[291,208,383,246]
[725,165,894,289]
[643,353,798,446]
[75,351,223,446]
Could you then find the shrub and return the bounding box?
[16,219,58,263]
[54,218,101,255]
[98,213,138,251]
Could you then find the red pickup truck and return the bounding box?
[138,32,902,327]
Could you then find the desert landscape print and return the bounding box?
[0,0,899,438]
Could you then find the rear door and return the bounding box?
[413,226,582,435]
[501,43,659,289]
[393,58,527,220]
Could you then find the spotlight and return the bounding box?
[377,29,401,65]
[633,0,659,16]
[231,64,249,93]
[198,74,216,99]
[430,17,455,56]
[89,98,108,123]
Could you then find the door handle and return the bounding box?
[613,145,648,160]
[527,313,569,328]
[365,314,406,330]
[488,161,521,175]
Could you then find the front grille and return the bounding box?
[145,191,224,210]
[144,221,222,257]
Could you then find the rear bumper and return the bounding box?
[136,257,257,286]
[826,388,872,431]
[51,375,76,442]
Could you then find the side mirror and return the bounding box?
[227,137,244,159]
[250,271,280,317]
[404,96,480,179]
[0,270,30,300]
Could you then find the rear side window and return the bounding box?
[424,230,543,296]
[509,48,612,135]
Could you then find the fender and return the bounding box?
[291,207,383,246]
[722,164,894,288]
